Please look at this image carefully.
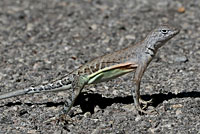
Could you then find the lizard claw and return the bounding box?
[139,98,153,109]
[136,106,158,114]
[135,98,157,114]
[139,98,153,105]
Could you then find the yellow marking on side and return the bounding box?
[88,62,137,79]
[87,67,135,84]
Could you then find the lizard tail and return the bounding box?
[0,89,29,100]
[0,79,72,100]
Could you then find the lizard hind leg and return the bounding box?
[63,74,89,114]
[44,86,83,125]
[44,75,89,124]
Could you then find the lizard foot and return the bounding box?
[139,98,153,109]
[43,114,74,125]
[136,105,158,114]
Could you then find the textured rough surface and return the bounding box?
[0,0,199,133]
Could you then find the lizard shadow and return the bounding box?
[75,91,200,114]
[1,91,200,116]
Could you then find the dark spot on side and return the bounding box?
[38,87,44,91]
[44,85,51,90]
[56,82,62,87]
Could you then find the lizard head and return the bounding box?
[145,24,180,51]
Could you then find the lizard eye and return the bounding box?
[160,29,169,34]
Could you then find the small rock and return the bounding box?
[26,23,34,31]
[84,112,91,118]
[176,109,182,116]
[172,104,183,109]
[174,55,188,63]
[94,106,101,113]
[122,104,135,112]
[103,85,109,90]
[112,90,118,96]
[135,115,141,122]
[0,72,5,80]
[90,24,97,30]
[27,130,37,134]
[118,37,125,46]
[177,7,185,13]
[125,35,136,40]
[89,87,96,92]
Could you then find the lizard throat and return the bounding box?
[145,47,155,57]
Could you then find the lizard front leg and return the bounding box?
[132,65,154,114]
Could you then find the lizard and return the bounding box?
[0,24,180,116]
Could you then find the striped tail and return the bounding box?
[0,77,72,100]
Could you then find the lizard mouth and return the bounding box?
[168,28,180,39]
[173,28,180,35]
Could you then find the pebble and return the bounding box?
[174,56,188,63]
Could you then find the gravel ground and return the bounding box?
[0,0,199,134]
